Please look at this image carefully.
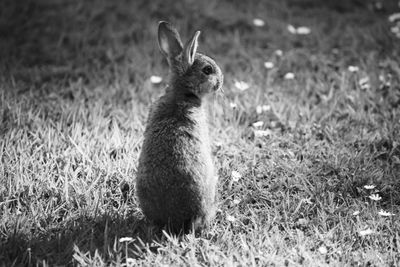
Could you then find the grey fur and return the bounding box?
[136,21,223,233]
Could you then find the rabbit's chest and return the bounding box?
[176,119,209,154]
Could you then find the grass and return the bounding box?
[1,0,400,265]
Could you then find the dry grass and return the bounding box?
[1,0,400,265]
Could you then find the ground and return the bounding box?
[1,0,400,266]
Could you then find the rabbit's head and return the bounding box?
[158,21,223,99]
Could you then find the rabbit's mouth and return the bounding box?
[212,84,218,91]
[213,78,223,92]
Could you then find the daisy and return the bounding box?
[231,171,242,182]
[264,61,274,69]
[226,214,236,222]
[254,130,271,137]
[284,72,295,80]
[348,66,359,72]
[378,209,395,217]
[253,18,265,27]
[150,75,162,84]
[363,185,375,190]
[252,121,264,128]
[234,80,250,91]
[369,194,382,201]
[359,228,374,236]
[296,26,311,35]
[119,237,134,243]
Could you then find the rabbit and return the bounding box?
[136,21,223,234]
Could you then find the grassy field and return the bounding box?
[1,0,400,265]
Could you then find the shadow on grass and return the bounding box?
[0,212,161,266]
[0,0,72,67]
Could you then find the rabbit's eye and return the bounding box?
[202,65,214,75]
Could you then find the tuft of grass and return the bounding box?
[1,0,400,265]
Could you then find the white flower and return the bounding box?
[264,61,274,69]
[359,76,370,90]
[296,26,311,35]
[359,228,374,236]
[226,214,236,222]
[287,25,311,35]
[231,171,242,182]
[391,26,400,34]
[150,75,162,84]
[287,24,297,34]
[318,246,328,255]
[252,121,264,128]
[234,80,250,91]
[230,102,237,109]
[369,194,382,201]
[275,50,283,57]
[254,130,272,137]
[363,185,376,190]
[391,25,400,38]
[233,199,241,205]
[256,105,271,114]
[388,13,400,22]
[119,237,134,243]
[352,210,360,216]
[348,66,359,72]
[378,209,395,217]
[284,72,295,80]
[253,18,265,27]
[262,105,271,112]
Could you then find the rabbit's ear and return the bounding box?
[158,21,183,59]
[183,31,200,66]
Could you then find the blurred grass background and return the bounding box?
[1,0,400,265]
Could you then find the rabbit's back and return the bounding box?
[136,97,216,231]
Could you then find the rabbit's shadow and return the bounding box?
[0,211,165,266]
